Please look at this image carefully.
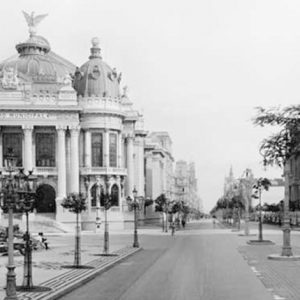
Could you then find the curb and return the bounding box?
[247,240,275,245]
[268,254,300,261]
[17,246,142,300]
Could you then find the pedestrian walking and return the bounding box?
[170,222,176,236]
[181,219,186,229]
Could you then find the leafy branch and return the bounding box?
[253,106,300,167]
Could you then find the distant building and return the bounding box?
[174,160,201,209]
[144,132,174,218]
[223,166,239,200]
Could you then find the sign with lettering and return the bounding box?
[0,112,56,120]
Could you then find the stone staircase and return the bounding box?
[0,214,73,234]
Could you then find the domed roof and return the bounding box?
[73,38,121,98]
[0,13,75,84]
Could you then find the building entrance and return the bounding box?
[35,184,56,213]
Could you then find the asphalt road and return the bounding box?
[60,221,274,300]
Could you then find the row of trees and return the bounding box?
[212,105,300,256]
[154,193,191,231]
[254,105,300,256]
[61,192,194,267]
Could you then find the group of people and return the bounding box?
[170,218,187,236]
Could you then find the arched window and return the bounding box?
[91,184,105,207]
[111,184,119,207]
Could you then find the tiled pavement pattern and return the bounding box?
[239,244,300,300]
[17,246,141,300]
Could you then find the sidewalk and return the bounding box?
[223,221,300,300]
[0,230,146,300]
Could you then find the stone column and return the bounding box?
[84,130,91,168]
[22,125,33,172]
[126,135,134,197]
[152,156,161,200]
[70,126,80,193]
[135,136,145,197]
[66,131,71,194]
[104,129,110,167]
[56,126,67,200]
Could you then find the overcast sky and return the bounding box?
[1,0,299,212]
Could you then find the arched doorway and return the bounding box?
[35,184,56,213]
[111,184,119,207]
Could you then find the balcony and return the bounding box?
[80,167,127,176]
[35,167,58,176]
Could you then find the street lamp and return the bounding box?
[16,170,37,290]
[95,178,101,230]
[0,149,37,299]
[0,148,20,299]
[132,187,139,248]
[103,189,110,255]
[281,162,293,256]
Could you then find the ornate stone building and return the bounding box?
[0,15,143,229]
[144,132,174,217]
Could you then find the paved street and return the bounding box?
[2,219,300,299]
[60,220,277,300]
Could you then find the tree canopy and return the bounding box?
[154,194,167,212]
[253,106,300,167]
[61,193,87,214]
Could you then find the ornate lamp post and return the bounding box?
[95,178,101,230]
[132,187,139,248]
[257,181,263,241]
[103,190,110,255]
[281,162,293,256]
[0,148,20,299]
[17,170,37,289]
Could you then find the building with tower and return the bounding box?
[0,12,203,230]
[0,13,146,230]
[174,160,200,210]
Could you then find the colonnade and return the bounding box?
[0,125,137,201]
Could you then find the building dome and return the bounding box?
[0,33,75,84]
[73,38,121,98]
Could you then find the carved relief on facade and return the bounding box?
[1,67,19,89]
